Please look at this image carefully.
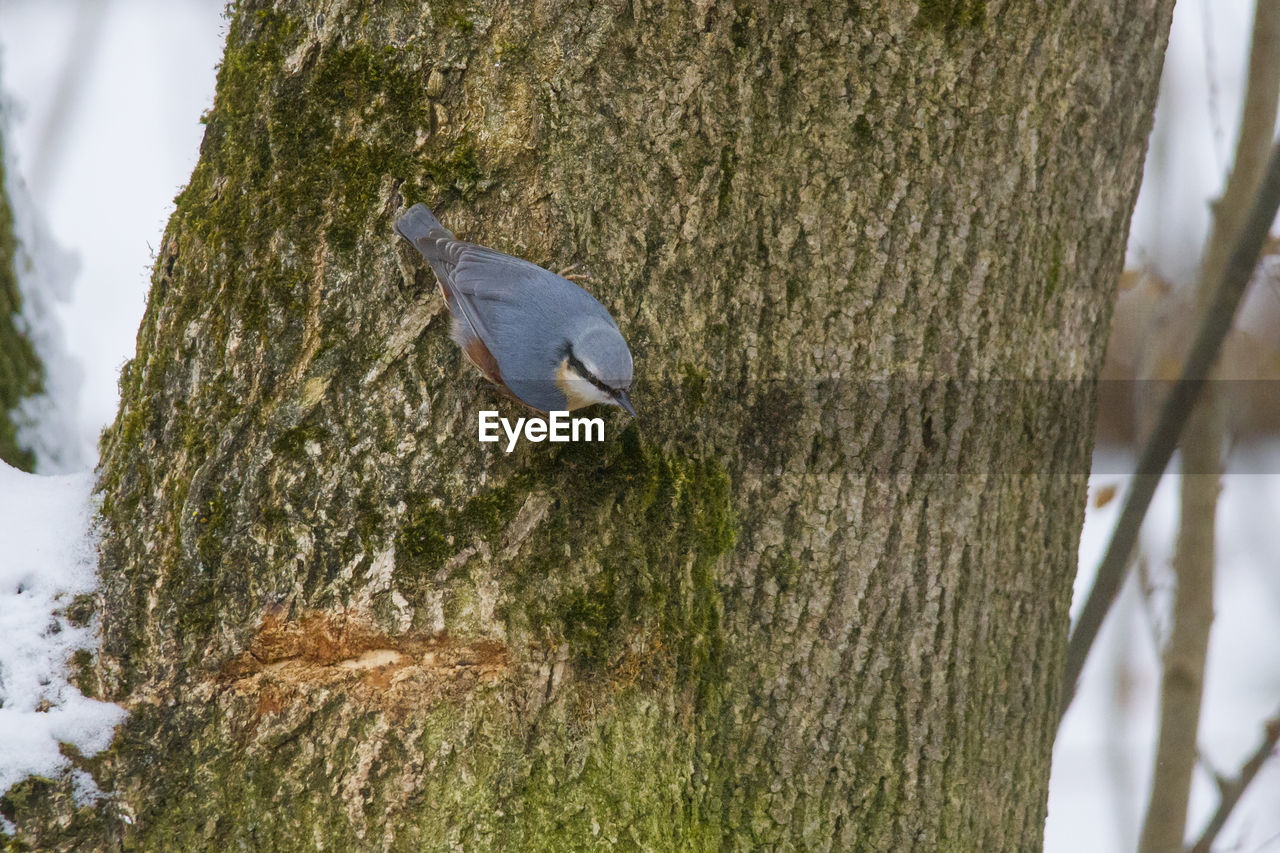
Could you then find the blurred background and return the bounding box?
[0,1,1277,849]
[0,0,225,465]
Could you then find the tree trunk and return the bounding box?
[5,1,1174,849]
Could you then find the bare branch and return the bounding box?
[1059,137,1280,721]
[1200,0,1226,175]
[1188,711,1280,853]
[1138,462,1217,853]
[29,0,108,199]
[1195,751,1229,796]
[1063,0,1280,730]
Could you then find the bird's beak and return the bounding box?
[615,390,636,418]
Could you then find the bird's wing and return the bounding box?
[453,246,614,322]
[397,208,582,407]
[404,226,615,411]
[394,207,493,352]
[402,238,500,360]
[447,246,576,375]
[438,247,579,410]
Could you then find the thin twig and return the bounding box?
[1188,710,1280,853]
[1134,551,1168,654]
[1201,0,1226,176]
[1059,136,1280,722]
[1196,750,1228,795]
[29,0,108,199]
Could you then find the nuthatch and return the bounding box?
[395,204,636,416]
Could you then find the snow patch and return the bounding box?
[0,462,125,801]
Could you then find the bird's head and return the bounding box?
[557,323,635,416]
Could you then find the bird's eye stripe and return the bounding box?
[567,349,616,395]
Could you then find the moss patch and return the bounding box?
[1046,237,1063,299]
[54,674,723,851]
[913,0,987,35]
[395,475,530,581]
[177,7,487,260]
[500,429,736,701]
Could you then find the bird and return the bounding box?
[395,204,636,417]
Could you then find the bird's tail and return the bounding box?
[395,203,453,245]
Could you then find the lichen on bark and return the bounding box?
[7,0,1176,849]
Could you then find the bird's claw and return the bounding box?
[555,262,592,282]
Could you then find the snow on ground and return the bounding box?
[0,462,125,808]
[0,0,222,827]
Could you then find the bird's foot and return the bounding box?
[555,262,592,282]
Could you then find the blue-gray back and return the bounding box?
[396,204,623,411]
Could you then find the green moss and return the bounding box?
[396,502,452,572]
[0,778,54,821]
[272,420,328,457]
[395,477,528,581]
[501,429,736,691]
[0,765,121,851]
[173,6,489,269]
[261,503,289,530]
[60,594,96,628]
[426,138,487,197]
[194,491,227,565]
[913,0,986,34]
[68,649,98,698]
[853,114,874,145]
[78,675,721,852]
[680,363,708,413]
[390,425,736,696]
[716,143,738,219]
[1046,237,1062,298]
[0,132,41,472]
[494,37,532,65]
[355,495,385,552]
[558,575,625,669]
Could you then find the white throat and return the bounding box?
[556,359,615,410]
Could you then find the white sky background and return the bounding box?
[0,0,226,461]
[1,0,1278,850]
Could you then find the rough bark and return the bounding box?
[4,1,1173,849]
